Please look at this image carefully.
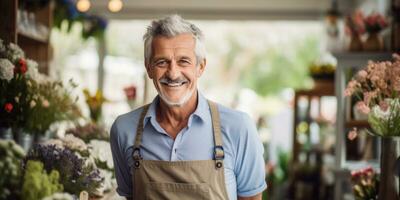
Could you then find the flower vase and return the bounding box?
[364,32,384,51]
[378,137,400,200]
[16,129,33,152]
[0,127,13,140]
[349,34,363,51]
[34,130,51,144]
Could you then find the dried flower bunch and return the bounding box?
[345,54,400,137]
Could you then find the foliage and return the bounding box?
[53,0,108,40]
[24,144,103,196]
[21,160,63,200]
[0,139,25,200]
[241,36,318,96]
[25,79,81,135]
[0,39,80,135]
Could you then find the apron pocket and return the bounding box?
[145,182,210,200]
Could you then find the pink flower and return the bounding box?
[356,70,368,82]
[356,101,370,114]
[345,80,360,96]
[348,128,358,141]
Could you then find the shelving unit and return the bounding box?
[293,79,335,162]
[333,52,393,200]
[0,0,53,74]
[290,79,336,200]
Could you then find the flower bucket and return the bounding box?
[0,127,13,140]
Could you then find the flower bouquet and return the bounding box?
[345,54,400,137]
[0,39,39,132]
[345,54,400,199]
[25,78,81,138]
[364,13,388,34]
[345,10,365,51]
[363,13,388,51]
[24,144,104,196]
[350,167,379,200]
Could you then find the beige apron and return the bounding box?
[132,100,230,200]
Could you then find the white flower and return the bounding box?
[0,58,15,81]
[62,134,87,152]
[42,192,74,200]
[7,43,24,62]
[89,140,114,169]
[30,100,36,108]
[26,59,39,81]
[371,99,400,120]
[95,169,115,195]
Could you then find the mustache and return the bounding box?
[159,77,188,84]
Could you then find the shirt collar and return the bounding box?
[143,92,209,128]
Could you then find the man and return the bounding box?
[110,15,266,200]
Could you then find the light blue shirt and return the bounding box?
[110,93,267,199]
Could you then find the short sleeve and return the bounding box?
[235,113,267,197]
[110,118,133,197]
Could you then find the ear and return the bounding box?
[197,58,206,77]
[145,62,154,79]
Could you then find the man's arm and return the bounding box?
[238,193,263,200]
[235,113,267,199]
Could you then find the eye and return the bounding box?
[179,59,191,65]
[154,60,168,67]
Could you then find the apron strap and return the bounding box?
[208,100,225,169]
[133,104,151,161]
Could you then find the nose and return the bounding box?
[166,60,180,80]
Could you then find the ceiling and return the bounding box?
[87,0,357,20]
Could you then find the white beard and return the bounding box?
[158,87,196,107]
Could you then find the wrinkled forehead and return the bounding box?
[152,33,195,51]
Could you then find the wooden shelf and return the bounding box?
[345,120,370,128]
[296,79,335,96]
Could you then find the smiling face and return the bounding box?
[146,34,206,107]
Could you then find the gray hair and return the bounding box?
[143,15,206,66]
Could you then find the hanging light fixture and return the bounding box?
[76,0,91,12]
[108,0,123,12]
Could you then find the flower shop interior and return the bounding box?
[1,0,400,199]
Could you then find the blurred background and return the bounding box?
[1,0,399,200]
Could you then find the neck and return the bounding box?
[156,91,198,138]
